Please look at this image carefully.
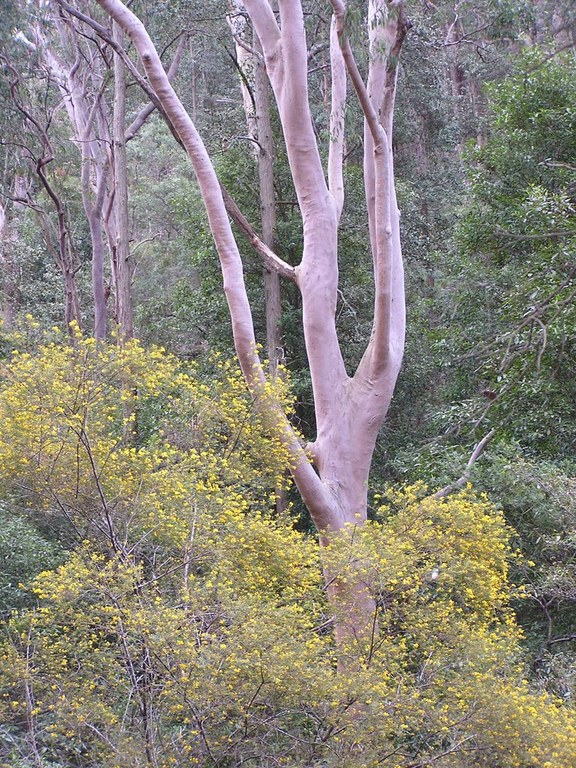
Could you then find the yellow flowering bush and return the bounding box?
[0,337,575,767]
[0,329,292,550]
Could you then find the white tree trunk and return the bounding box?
[43,22,110,339]
[93,0,408,656]
[112,21,134,342]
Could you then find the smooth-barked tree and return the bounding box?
[87,0,409,655]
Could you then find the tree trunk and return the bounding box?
[228,5,282,374]
[0,199,13,329]
[1,53,83,334]
[254,35,283,377]
[43,26,110,340]
[111,21,134,343]
[34,207,82,333]
[87,209,108,341]
[44,8,185,341]
[93,0,407,662]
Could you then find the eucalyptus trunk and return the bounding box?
[111,21,134,343]
[93,0,408,658]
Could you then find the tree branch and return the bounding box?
[433,429,495,499]
[54,0,178,137]
[333,1,408,381]
[328,15,345,221]
[330,0,384,147]
[61,0,291,284]
[246,0,348,433]
[93,0,335,528]
[548,633,576,647]
[241,0,281,51]
[125,31,188,141]
[220,185,296,281]
[247,0,331,219]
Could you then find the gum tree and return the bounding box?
[37,8,185,340]
[90,0,409,653]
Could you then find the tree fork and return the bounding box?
[92,0,407,662]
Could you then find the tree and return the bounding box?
[14,3,186,341]
[0,49,83,333]
[38,14,111,340]
[84,0,408,654]
[440,50,576,456]
[379,45,576,699]
[227,1,282,377]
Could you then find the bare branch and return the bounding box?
[330,0,384,147]
[53,0,176,132]
[220,186,296,281]
[548,633,576,647]
[434,430,496,499]
[1,54,82,329]
[494,226,576,242]
[125,31,188,141]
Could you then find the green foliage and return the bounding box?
[127,120,211,355]
[387,50,576,476]
[460,50,576,262]
[0,214,70,329]
[389,435,576,697]
[440,51,576,454]
[0,503,65,618]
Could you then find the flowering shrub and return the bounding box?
[0,336,574,766]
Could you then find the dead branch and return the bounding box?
[434,429,495,499]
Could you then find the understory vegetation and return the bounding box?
[0,334,575,766]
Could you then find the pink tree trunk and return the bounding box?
[93,0,408,656]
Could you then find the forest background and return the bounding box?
[0,0,576,766]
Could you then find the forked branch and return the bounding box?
[434,430,496,499]
[93,0,334,527]
[245,0,330,220]
[331,1,408,380]
[330,0,384,147]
